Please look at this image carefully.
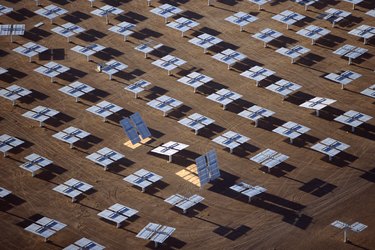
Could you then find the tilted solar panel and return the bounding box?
[130,112,151,139]
[207,150,220,179]
[196,155,209,186]
[120,118,141,144]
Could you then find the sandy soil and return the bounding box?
[0,0,374,249]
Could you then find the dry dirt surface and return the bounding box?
[0,0,375,249]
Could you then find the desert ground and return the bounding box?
[0,0,374,249]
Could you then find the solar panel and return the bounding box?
[333,44,367,65]
[293,0,319,10]
[24,216,67,242]
[311,137,350,161]
[250,148,289,172]
[152,55,186,75]
[348,25,375,44]
[167,17,200,37]
[34,61,70,83]
[59,81,95,102]
[52,22,85,43]
[153,225,176,245]
[86,101,122,122]
[195,149,221,186]
[86,147,125,170]
[63,237,105,250]
[240,66,275,86]
[225,12,258,31]
[0,4,13,16]
[52,127,90,148]
[178,113,215,134]
[299,97,337,116]
[165,194,184,207]
[230,182,267,202]
[0,24,25,42]
[95,5,123,16]
[350,222,367,232]
[151,141,189,162]
[343,0,363,10]
[361,84,375,98]
[273,121,310,143]
[275,45,310,63]
[19,153,53,177]
[147,95,183,116]
[130,112,152,139]
[0,67,8,75]
[0,84,32,106]
[150,4,182,23]
[34,5,68,23]
[0,134,24,157]
[238,105,275,127]
[125,79,152,98]
[206,88,242,110]
[101,60,128,80]
[164,194,204,213]
[87,0,95,7]
[323,8,351,27]
[138,223,160,241]
[91,5,123,24]
[272,10,305,29]
[334,110,372,132]
[297,25,331,45]
[33,217,67,232]
[124,175,151,191]
[331,220,348,229]
[252,28,282,47]
[0,187,11,198]
[109,21,136,41]
[134,40,163,58]
[196,155,210,186]
[331,219,367,243]
[123,169,162,192]
[137,222,176,247]
[178,72,213,92]
[242,186,267,201]
[230,182,250,193]
[13,42,48,62]
[62,179,90,195]
[120,113,152,145]
[22,106,59,127]
[53,184,82,202]
[212,49,247,69]
[249,0,271,10]
[213,131,250,153]
[0,24,24,36]
[71,43,106,61]
[207,150,220,179]
[366,9,375,18]
[266,79,301,99]
[98,203,138,228]
[188,33,222,53]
